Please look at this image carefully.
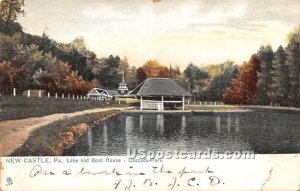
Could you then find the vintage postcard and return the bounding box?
[0,0,300,190]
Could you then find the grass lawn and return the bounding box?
[0,96,127,121]
[185,105,244,110]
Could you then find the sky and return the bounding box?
[17,0,300,69]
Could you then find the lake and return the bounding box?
[64,111,300,155]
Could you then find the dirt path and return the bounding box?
[0,107,132,156]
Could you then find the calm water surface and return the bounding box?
[64,112,300,155]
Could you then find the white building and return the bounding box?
[87,88,118,100]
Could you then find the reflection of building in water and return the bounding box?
[125,116,134,148]
[181,115,186,134]
[139,115,143,130]
[87,127,92,153]
[235,115,240,132]
[227,115,231,133]
[216,115,221,135]
[215,115,240,135]
[156,114,165,135]
[103,123,108,153]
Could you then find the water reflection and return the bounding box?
[103,123,108,154]
[227,115,231,133]
[125,116,133,148]
[65,112,300,155]
[87,127,92,153]
[139,115,143,130]
[181,115,186,135]
[156,114,164,136]
[235,115,240,133]
[216,115,221,135]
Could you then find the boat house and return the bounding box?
[87,88,119,100]
[130,78,191,110]
[87,72,130,101]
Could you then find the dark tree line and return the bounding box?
[224,26,300,107]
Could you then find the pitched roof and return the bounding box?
[130,78,191,97]
[105,90,119,96]
[87,88,103,95]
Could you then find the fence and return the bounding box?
[0,88,91,101]
[141,100,164,110]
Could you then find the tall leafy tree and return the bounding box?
[0,33,20,61]
[224,54,261,104]
[256,45,273,104]
[184,63,209,94]
[184,63,199,92]
[0,0,24,23]
[93,55,121,89]
[0,61,24,94]
[142,60,162,78]
[136,67,147,85]
[0,0,24,34]
[206,62,238,101]
[157,66,170,78]
[270,46,289,104]
[286,27,300,106]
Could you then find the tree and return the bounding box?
[136,67,147,85]
[157,66,170,78]
[0,33,20,61]
[93,55,121,89]
[0,0,24,24]
[184,63,199,92]
[256,45,273,104]
[54,37,96,81]
[142,60,162,78]
[224,54,260,104]
[171,65,181,80]
[206,62,238,101]
[270,46,289,105]
[12,44,54,90]
[0,0,24,34]
[183,63,209,96]
[0,61,24,94]
[126,66,137,89]
[286,26,300,106]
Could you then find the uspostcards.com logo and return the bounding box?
[127,148,255,160]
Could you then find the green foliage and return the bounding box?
[184,63,209,94]
[183,62,238,101]
[93,55,122,89]
[270,46,289,104]
[0,33,21,61]
[256,45,274,104]
[0,0,24,34]
[205,62,238,101]
[54,39,95,81]
[286,28,300,106]
[0,0,24,23]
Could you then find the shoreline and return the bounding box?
[121,105,300,115]
[2,104,299,156]
[10,109,121,156]
[0,107,133,156]
[121,109,250,114]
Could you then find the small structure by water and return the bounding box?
[118,71,129,95]
[87,71,130,100]
[86,88,119,100]
[130,78,191,110]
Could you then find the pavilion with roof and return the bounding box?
[130,78,191,110]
